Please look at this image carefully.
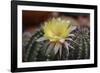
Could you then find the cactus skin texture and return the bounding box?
[22,26,90,62]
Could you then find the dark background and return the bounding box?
[22,10,90,32]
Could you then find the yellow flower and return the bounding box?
[43,18,75,42]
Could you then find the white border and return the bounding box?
[17,5,94,68]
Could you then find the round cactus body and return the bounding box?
[22,18,90,62]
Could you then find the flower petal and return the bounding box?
[46,43,55,55]
[54,43,60,55]
[36,37,47,42]
[64,42,69,58]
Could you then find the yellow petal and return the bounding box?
[43,18,75,42]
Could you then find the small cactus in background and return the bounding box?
[22,17,90,62]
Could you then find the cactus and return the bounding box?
[22,18,90,62]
